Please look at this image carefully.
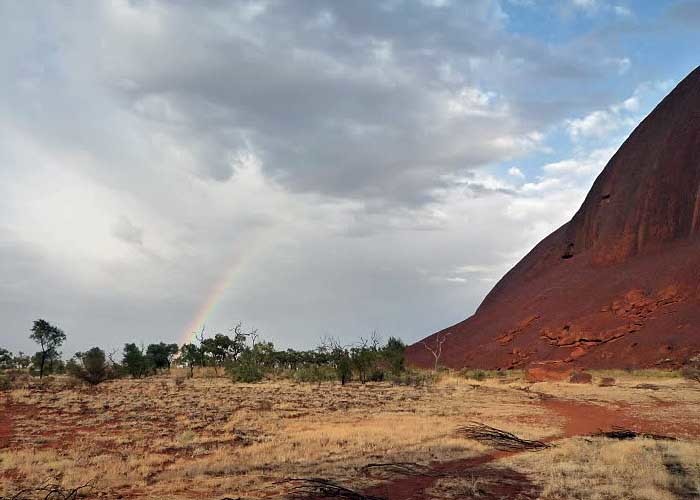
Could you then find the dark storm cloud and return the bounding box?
[88,0,623,204]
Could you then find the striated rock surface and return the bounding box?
[407,66,700,370]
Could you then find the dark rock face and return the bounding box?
[407,66,700,370]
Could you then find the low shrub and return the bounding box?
[681,355,700,382]
[459,369,487,381]
[292,365,336,384]
[389,369,437,387]
[0,372,10,391]
[228,352,264,383]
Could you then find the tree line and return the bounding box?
[0,319,407,386]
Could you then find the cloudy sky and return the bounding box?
[2,0,699,355]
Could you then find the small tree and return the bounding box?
[122,343,148,378]
[0,348,13,370]
[421,330,452,371]
[382,337,406,375]
[68,347,108,385]
[146,342,179,373]
[320,337,352,385]
[228,348,264,383]
[351,334,381,384]
[29,320,66,379]
[179,343,200,377]
[14,352,31,370]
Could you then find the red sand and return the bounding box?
[407,66,700,370]
[364,395,700,500]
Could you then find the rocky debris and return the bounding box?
[599,377,616,387]
[496,315,540,345]
[525,363,572,382]
[407,66,700,370]
[569,371,593,384]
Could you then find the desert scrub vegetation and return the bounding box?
[0,374,553,498]
[506,436,700,499]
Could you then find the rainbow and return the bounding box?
[180,233,267,345]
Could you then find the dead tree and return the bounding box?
[421,330,452,371]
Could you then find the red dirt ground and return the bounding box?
[407,65,700,371]
[363,396,700,500]
[0,397,12,450]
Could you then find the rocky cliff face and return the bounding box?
[406,66,700,370]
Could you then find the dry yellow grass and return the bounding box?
[1,372,699,499]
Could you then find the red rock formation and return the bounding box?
[407,66,700,370]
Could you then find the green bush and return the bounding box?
[228,351,264,383]
[68,347,109,385]
[389,369,437,387]
[0,372,10,391]
[292,364,336,383]
[368,369,385,382]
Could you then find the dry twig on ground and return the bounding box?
[2,481,94,500]
[457,422,550,451]
[278,478,385,500]
[359,462,444,478]
[594,426,677,441]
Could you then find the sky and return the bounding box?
[1,0,699,356]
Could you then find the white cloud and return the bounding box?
[508,166,525,178]
[566,80,670,141]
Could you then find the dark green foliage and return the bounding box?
[227,349,264,383]
[122,343,149,378]
[0,348,12,370]
[31,349,64,376]
[29,319,66,379]
[178,343,200,377]
[292,364,336,383]
[335,351,352,385]
[68,347,108,385]
[382,337,406,375]
[13,352,31,369]
[146,342,179,372]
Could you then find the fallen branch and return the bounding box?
[3,481,94,500]
[359,462,444,478]
[594,426,676,441]
[457,422,549,451]
[277,478,385,500]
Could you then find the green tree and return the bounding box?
[201,333,245,374]
[69,347,108,385]
[228,348,264,383]
[14,352,31,370]
[0,348,12,370]
[29,319,66,379]
[122,343,148,378]
[382,337,406,375]
[179,343,200,377]
[146,342,179,372]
